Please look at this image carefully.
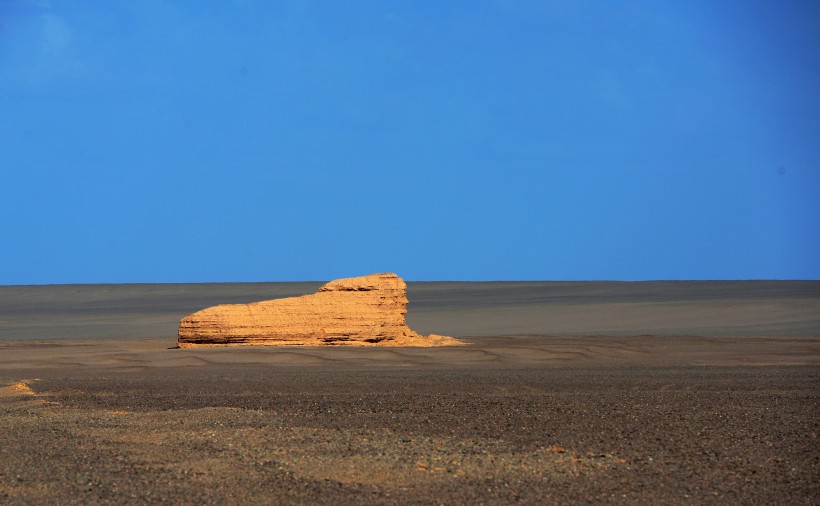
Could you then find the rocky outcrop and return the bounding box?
[178,273,463,347]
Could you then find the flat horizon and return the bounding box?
[4,277,820,287]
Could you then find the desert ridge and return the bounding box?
[177,273,463,347]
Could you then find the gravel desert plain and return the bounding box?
[1,280,818,504]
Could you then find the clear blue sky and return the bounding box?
[1,0,818,283]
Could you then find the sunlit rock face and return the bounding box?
[177,273,462,347]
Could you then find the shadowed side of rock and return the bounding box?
[177,273,463,347]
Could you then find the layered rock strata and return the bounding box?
[178,273,462,347]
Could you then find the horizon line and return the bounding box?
[2,278,819,288]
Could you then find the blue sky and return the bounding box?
[1,0,818,283]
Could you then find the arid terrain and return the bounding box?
[1,281,818,504]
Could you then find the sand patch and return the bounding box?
[0,381,36,398]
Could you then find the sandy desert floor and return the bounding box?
[1,281,818,504]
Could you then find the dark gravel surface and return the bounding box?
[1,365,818,504]
[1,281,818,503]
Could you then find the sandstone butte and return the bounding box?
[178,273,464,347]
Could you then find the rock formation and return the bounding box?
[178,273,463,347]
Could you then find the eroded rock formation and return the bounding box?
[178,273,462,347]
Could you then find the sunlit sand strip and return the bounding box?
[0,381,36,398]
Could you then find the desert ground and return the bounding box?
[1,281,818,504]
